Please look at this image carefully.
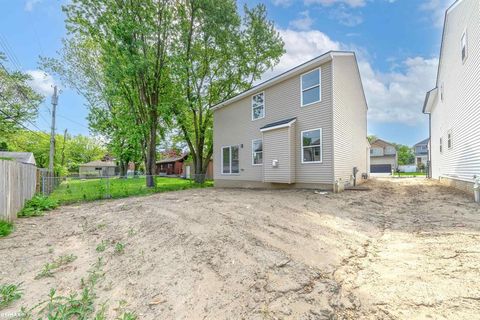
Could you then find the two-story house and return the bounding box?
[369,139,398,174]
[413,138,429,169]
[212,51,368,191]
[423,0,480,193]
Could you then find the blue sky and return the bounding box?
[0,0,452,146]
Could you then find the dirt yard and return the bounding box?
[1,178,479,319]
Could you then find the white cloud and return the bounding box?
[419,0,451,28]
[271,0,292,7]
[304,0,366,8]
[263,28,438,126]
[330,7,363,26]
[289,11,314,30]
[26,70,56,96]
[24,0,42,12]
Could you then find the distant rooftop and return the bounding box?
[79,160,117,167]
[0,151,36,165]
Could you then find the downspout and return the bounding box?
[428,113,432,178]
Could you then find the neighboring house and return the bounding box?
[79,160,117,178]
[0,151,36,166]
[423,0,480,193]
[413,138,429,168]
[369,139,398,174]
[212,51,368,190]
[156,154,188,176]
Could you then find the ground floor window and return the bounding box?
[301,128,322,163]
[252,139,263,165]
[222,145,239,174]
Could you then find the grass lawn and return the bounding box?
[395,172,427,177]
[49,176,213,204]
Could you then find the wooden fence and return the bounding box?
[0,159,37,221]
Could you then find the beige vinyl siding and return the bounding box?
[289,123,296,183]
[430,0,480,181]
[263,125,294,183]
[332,55,368,184]
[213,60,334,184]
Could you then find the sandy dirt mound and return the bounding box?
[0,178,479,319]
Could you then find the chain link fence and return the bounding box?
[39,174,211,204]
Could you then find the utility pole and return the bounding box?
[48,85,58,175]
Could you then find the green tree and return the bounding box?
[41,34,144,177]
[63,0,175,187]
[0,52,43,135]
[172,1,284,182]
[396,144,415,165]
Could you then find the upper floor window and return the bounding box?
[385,146,396,155]
[440,137,443,153]
[301,68,321,106]
[370,148,383,156]
[440,83,444,102]
[222,145,239,174]
[252,92,265,120]
[461,30,468,63]
[302,128,322,163]
[448,130,452,149]
[252,139,263,165]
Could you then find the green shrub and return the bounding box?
[18,195,58,217]
[0,283,23,309]
[0,220,13,237]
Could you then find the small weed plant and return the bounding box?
[0,220,13,237]
[114,242,125,255]
[18,195,58,217]
[35,254,77,279]
[96,240,108,253]
[0,283,23,309]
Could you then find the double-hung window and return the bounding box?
[440,137,443,153]
[252,92,265,120]
[448,130,452,149]
[252,139,263,165]
[222,145,239,174]
[302,128,322,163]
[301,68,321,106]
[461,30,468,63]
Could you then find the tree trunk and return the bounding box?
[145,120,157,188]
[193,153,205,183]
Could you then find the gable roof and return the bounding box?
[370,138,395,149]
[156,153,188,164]
[414,138,429,147]
[79,160,117,167]
[211,51,356,111]
[0,151,36,165]
[260,117,296,132]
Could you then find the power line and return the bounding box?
[0,109,46,140]
[57,113,90,129]
[0,92,45,133]
[0,34,21,71]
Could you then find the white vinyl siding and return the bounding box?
[251,92,265,120]
[428,0,480,181]
[221,145,239,174]
[301,128,322,163]
[252,139,263,165]
[447,130,452,149]
[301,68,321,106]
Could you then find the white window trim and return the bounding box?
[251,139,263,166]
[461,29,468,63]
[251,91,265,121]
[221,145,240,175]
[301,128,323,164]
[300,68,322,107]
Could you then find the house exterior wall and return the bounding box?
[370,156,397,168]
[430,0,480,183]
[262,123,296,184]
[332,55,368,185]
[213,60,334,187]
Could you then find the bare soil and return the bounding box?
[1,178,479,319]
